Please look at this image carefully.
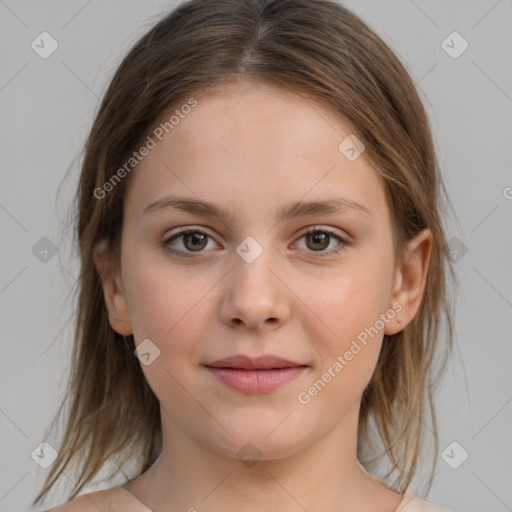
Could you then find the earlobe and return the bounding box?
[384,228,433,335]
[92,240,133,336]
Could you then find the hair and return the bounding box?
[33,0,457,507]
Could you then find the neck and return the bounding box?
[125,404,403,512]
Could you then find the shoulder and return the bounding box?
[43,486,125,512]
[400,491,453,512]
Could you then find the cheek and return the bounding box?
[124,254,216,366]
[295,257,394,403]
[123,260,215,408]
[295,269,390,414]
[306,261,393,341]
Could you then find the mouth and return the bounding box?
[203,354,309,394]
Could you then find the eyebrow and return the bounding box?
[142,195,371,223]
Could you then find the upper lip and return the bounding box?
[204,355,307,370]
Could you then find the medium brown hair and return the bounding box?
[33,0,457,506]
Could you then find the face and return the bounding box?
[96,80,429,462]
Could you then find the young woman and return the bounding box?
[34,1,456,511]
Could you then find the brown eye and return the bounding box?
[305,231,330,251]
[163,228,216,257]
[295,228,348,257]
[181,231,208,251]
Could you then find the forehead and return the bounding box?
[124,81,385,221]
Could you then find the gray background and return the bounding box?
[1,1,511,511]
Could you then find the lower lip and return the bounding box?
[205,366,308,394]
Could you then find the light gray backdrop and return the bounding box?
[1,1,511,511]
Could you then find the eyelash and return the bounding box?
[162,226,349,259]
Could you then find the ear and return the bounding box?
[384,228,433,335]
[92,239,133,336]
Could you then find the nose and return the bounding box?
[217,242,291,331]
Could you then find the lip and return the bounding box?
[204,355,309,394]
[206,355,305,370]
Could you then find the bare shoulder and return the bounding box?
[400,492,453,512]
[42,486,120,512]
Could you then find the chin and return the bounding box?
[203,412,315,463]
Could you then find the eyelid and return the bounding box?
[164,225,216,239]
[298,225,350,241]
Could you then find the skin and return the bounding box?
[93,80,432,512]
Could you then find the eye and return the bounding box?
[162,226,349,259]
[163,227,217,258]
[293,227,348,257]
